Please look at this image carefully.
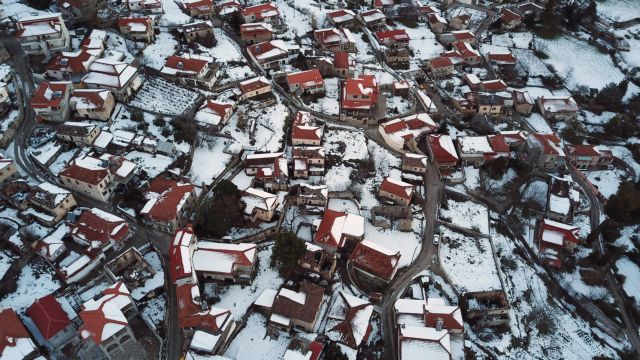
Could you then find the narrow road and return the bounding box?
[380,162,443,360]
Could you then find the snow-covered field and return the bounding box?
[324,129,369,161]
[440,199,489,234]
[524,113,553,133]
[142,32,178,70]
[597,0,640,22]
[224,312,291,359]
[587,168,626,198]
[616,257,640,307]
[125,151,174,178]
[0,260,61,313]
[307,77,340,115]
[189,138,235,186]
[129,77,201,116]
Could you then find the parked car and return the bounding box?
[433,234,440,246]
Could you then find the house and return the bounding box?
[547,175,575,223]
[161,54,218,89]
[80,29,107,56]
[453,42,481,65]
[194,99,234,132]
[537,96,579,121]
[0,155,20,186]
[500,8,522,29]
[241,3,280,25]
[291,183,328,208]
[325,292,374,349]
[287,69,325,95]
[58,157,115,201]
[479,79,508,92]
[372,0,395,15]
[428,57,454,77]
[298,242,336,280]
[393,81,410,97]
[82,59,142,101]
[69,89,116,120]
[340,75,379,125]
[424,298,464,334]
[398,326,451,360]
[427,134,459,170]
[314,28,356,53]
[26,295,76,350]
[350,240,401,283]
[118,17,155,42]
[475,92,506,115]
[0,308,38,360]
[255,157,289,191]
[412,5,438,23]
[427,12,447,34]
[292,147,325,178]
[57,0,99,22]
[357,9,387,29]
[457,135,510,164]
[127,0,163,13]
[334,51,355,78]
[30,81,73,122]
[55,121,101,146]
[565,144,613,170]
[263,281,325,332]
[240,22,273,45]
[79,282,139,360]
[216,0,241,18]
[45,50,97,81]
[519,2,544,21]
[292,117,323,146]
[313,209,364,251]
[486,52,517,70]
[244,152,283,175]
[537,218,581,267]
[16,13,70,57]
[247,40,292,70]
[439,30,476,46]
[180,21,214,43]
[283,337,324,360]
[176,284,236,350]
[99,154,137,184]
[181,0,214,19]
[523,133,565,169]
[379,113,437,152]
[449,13,470,30]
[241,187,280,221]
[328,9,357,28]
[193,242,257,283]
[70,207,131,253]
[141,177,197,232]
[379,177,415,206]
[169,227,198,285]
[29,182,75,224]
[512,89,534,115]
[238,76,272,101]
[403,153,428,174]
[376,29,410,49]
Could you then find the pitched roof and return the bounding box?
[31,81,71,109]
[241,2,279,19]
[118,17,153,32]
[59,157,110,185]
[314,209,364,248]
[325,292,374,348]
[79,282,132,345]
[141,177,195,222]
[46,50,94,74]
[349,240,401,281]
[163,55,209,74]
[26,295,72,340]
[486,52,516,65]
[566,144,601,157]
[292,124,323,141]
[240,22,273,35]
[238,76,270,93]
[70,89,110,110]
[0,308,35,357]
[540,218,580,245]
[271,281,324,325]
[192,242,257,275]
[71,208,130,245]
[380,177,415,201]
[500,8,522,23]
[328,9,356,23]
[286,69,324,88]
[342,75,378,110]
[428,135,459,164]
[430,57,454,69]
[169,227,196,283]
[375,29,410,43]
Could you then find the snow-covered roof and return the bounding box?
[192,242,256,275]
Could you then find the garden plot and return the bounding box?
[129,77,201,116]
[220,65,256,84]
[189,138,235,186]
[307,77,340,115]
[224,102,288,152]
[440,199,489,234]
[196,28,246,64]
[213,246,283,320]
[535,35,626,90]
[512,48,553,77]
[439,227,501,293]
[386,95,413,115]
[324,129,369,161]
[325,164,354,191]
[587,168,627,199]
[0,259,61,313]
[224,313,291,359]
[352,31,378,64]
[110,105,173,142]
[611,146,640,181]
[273,0,312,37]
[481,226,621,359]
[142,32,178,70]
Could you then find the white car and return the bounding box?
[433,234,440,246]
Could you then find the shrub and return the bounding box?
[271,231,306,276]
[605,181,640,224]
[193,181,244,237]
[131,109,144,122]
[171,116,197,144]
[153,115,166,127]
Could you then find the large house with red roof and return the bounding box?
[328,9,357,28]
[127,0,163,13]
[333,51,355,78]
[375,29,410,49]
[194,99,234,132]
[240,22,273,45]
[522,132,566,169]
[457,135,511,164]
[70,207,131,253]
[438,30,476,46]
[237,76,272,101]
[27,295,76,349]
[79,282,139,359]
[45,50,97,82]
[379,113,438,152]
[16,13,70,56]
[31,81,73,122]
[565,144,613,170]
[292,112,324,146]
[192,242,257,283]
[485,52,517,70]
[169,227,198,285]
[140,177,197,232]
[500,8,522,29]
[241,2,280,25]
[379,177,415,206]
[0,308,38,360]
[426,134,459,171]
[58,157,115,201]
[357,9,387,29]
[314,28,356,53]
[536,96,579,121]
[536,218,581,267]
[180,0,214,18]
[118,17,155,42]
[69,89,115,121]
[340,75,380,125]
[286,69,325,95]
[247,40,294,70]
[394,297,464,334]
[350,240,401,283]
[428,57,454,77]
[313,209,364,252]
[82,58,142,101]
[325,292,374,349]
[161,54,218,88]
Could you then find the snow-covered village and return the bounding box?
[0,0,639,358]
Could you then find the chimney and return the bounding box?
[177,61,184,70]
[435,318,444,331]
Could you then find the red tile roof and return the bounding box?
[532,133,562,155]
[0,308,32,354]
[169,227,195,283]
[380,177,414,201]
[287,69,324,89]
[199,99,233,116]
[26,295,72,340]
[241,2,279,19]
[541,219,580,245]
[430,57,454,69]
[314,209,360,248]
[176,283,231,332]
[240,22,273,36]
[452,30,475,40]
[46,51,93,74]
[342,75,379,110]
[71,208,130,245]
[31,81,71,109]
[142,177,195,223]
[184,0,213,11]
[334,51,351,69]
[349,240,400,281]
[79,282,131,345]
[487,52,517,65]
[566,144,600,157]
[428,134,459,164]
[481,79,508,92]
[165,55,208,73]
[292,124,323,141]
[59,160,110,185]
[118,17,152,31]
[375,29,410,43]
[487,135,511,153]
[500,8,522,24]
[71,89,108,110]
[424,305,463,331]
[238,76,270,93]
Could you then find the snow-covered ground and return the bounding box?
[189,138,235,186]
[440,199,489,234]
[0,251,16,280]
[224,312,291,359]
[140,295,166,330]
[587,168,626,199]
[129,77,201,116]
[616,257,640,307]
[0,260,61,313]
[524,113,553,133]
[142,32,178,70]
[125,151,174,178]
[307,77,340,115]
[597,0,640,22]
[324,128,369,161]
